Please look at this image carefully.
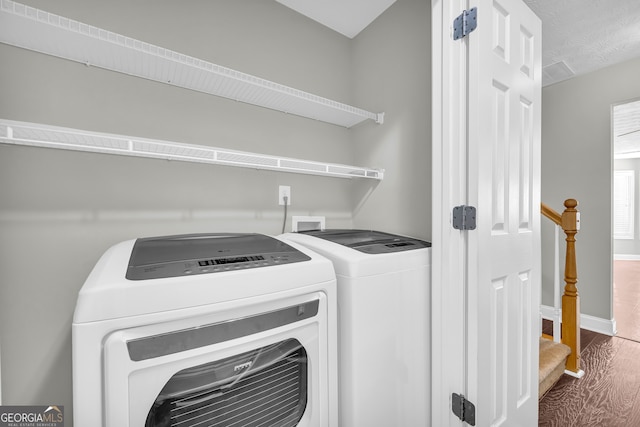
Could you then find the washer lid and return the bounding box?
[127,233,310,280]
[298,229,431,254]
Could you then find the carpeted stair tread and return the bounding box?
[539,337,571,398]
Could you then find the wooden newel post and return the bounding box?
[561,198,580,373]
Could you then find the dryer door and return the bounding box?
[145,339,308,427]
[102,293,328,427]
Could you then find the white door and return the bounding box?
[432,0,541,426]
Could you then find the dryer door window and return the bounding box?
[145,339,308,427]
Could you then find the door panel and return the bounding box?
[432,0,541,425]
[467,0,541,426]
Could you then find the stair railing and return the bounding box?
[541,199,584,378]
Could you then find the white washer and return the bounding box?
[72,233,338,427]
[281,230,431,427]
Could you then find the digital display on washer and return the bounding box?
[126,233,310,280]
[299,229,431,254]
[198,256,265,266]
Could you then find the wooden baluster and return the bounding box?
[561,198,580,373]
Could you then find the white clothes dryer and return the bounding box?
[72,233,338,427]
[281,230,431,427]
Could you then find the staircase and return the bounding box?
[539,337,570,397]
[538,199,584,398]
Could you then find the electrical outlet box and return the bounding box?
[292,216,325,232]
[279,186,291,205]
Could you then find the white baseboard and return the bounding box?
[540,305,617,336]
[614,254,640,260]
[581,313,617,336]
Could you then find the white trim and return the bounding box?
[564,369,585,379]
[430,0,447,424]
[540,304,617,336]
[582,313,617,336]
[613,254,640,260]
[540,304,556,321]
[431,0,467,425]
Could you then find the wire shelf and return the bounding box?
[0,119,384,180]
[0,0,384,128]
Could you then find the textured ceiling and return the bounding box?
[523,0,640,86]
[278,0,640,87]
[522,0,640,157]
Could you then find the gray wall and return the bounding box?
[614,157,640,255]
[0,0,431,421]
[351,0,431,240]
[541,57,640,320]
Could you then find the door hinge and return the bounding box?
[452,205,477,230]
[453,7,478,40]
[452,393,476,425]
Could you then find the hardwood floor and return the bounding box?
[539,261,640,426]
[539,329,640,426]
[614,260,640,342]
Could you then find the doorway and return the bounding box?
[612,97,640,342]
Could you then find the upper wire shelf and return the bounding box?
[0,0,384,128]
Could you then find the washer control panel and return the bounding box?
[300,229,431,254]
[126,233,310,280]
